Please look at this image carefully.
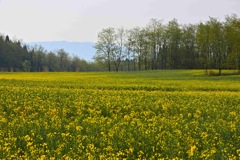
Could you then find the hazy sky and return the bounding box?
[0,0,239,42]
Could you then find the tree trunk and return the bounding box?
[107,51,111,72]
[218,68,222,76]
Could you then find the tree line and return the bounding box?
[0,35,100,72]
[1,14,240,73]
[94,14,240,75]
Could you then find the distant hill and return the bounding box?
[27,41,96,61]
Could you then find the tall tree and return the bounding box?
[70,56,81,72]
[46,52,59,71]
[5,35,10,43]
[57,49,70,71]
[146,19,164,70]
[22,60,31,72]
[225,14,240,70]
[196,22,211,72]
[181,24,197,69]
[94,27,116,72]
[166,19,182,69]
[129,27,146,70]
[208,17,226,75]
[112,27,126,72]
[124,29,135,71]
[31,45,47,72]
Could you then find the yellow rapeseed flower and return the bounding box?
[187,145,197,157]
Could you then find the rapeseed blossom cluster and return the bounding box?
[0,71,239,159]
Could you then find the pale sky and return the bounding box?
[0,0,239,42]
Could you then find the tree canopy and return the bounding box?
[94,14,240,74]
[0,35,100,72]
[1,14,240,74]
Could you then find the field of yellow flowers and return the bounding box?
[0,70,239,159]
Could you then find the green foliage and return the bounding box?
[1,14,240,72]
[0,71,239,159]
[94,15,240,72]
[0,36,100,72]
[22,60,31,72]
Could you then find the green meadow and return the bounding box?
[0,70,239,159]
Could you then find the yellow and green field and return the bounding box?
[0,70,239,159]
